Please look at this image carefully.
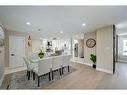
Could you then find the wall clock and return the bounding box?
[86,38,96,48]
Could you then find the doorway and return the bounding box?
[115,26,127,75]
[116,35,127,62]
[9,36,25,69]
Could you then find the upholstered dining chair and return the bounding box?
[23,57,38,80]
[52,56,63,80]
[32,57,52,87]
[62,55,71,74]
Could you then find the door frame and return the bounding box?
[9,35,25,69]
[113,25,116,74]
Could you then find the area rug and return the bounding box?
[0,66,77,89]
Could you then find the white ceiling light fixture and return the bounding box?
[82,23,86,27]
[26,22,31,26]
[60,31,63,34]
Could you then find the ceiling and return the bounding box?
[0,6,127,39]
[116,21,127,35]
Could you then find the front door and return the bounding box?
[9,36,25,69]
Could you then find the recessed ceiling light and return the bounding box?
[82,23,86,27]
[38,29,41,32]
[26,22,31,26]
[60,31,63,34]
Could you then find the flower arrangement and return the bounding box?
[38,49,44,59]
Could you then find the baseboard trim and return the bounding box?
[117,60,127,63]
[78,62,92,66]
[96,68,113,74]
[0,72,5,87]
[70,59,92,67]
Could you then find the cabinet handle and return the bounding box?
[11,54,15,56]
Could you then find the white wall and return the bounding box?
[84,31,96,66]
[72,34,84,39]
[72,26,114,74]
[96,25,113,74]
[32,38,43,53]
[0,24,5,86]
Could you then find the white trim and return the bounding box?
[0,72,5,87]
[70,58,92,66]
[5,66,27,74]
[79,62,92,66]
[117,60,127,63]
[96,68,113,74]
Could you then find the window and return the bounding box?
[123,40,127,56]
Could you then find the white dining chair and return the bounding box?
[62,55,71,74]
[23,57,38,80]
[32,57,52,87]
[52,56,63,80]
[29,53,38,60]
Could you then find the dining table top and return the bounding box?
[30,54,71,63]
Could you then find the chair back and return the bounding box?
[23,57,31,71]
[38,57,52,76]
[62,55,71,67]
[29,53,38,60]
[52,56,63,70]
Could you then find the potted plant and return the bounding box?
[90,54,96,68]
[38,49,44,59]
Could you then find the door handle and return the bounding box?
[11,54,15,56]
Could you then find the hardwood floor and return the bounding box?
[42,63,105,89]
[96,62,127,89]
[1,62,127,89]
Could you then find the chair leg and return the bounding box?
[6,85,10,90]
[67,65,70,72]
[28,71,30,80]
[27,70,29,76]
[49,72,51,81]
[52,71,54,80]
[59,68,61,76]
[33,72,35,80]
[62,67,64,74]
[38,76,40,87]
